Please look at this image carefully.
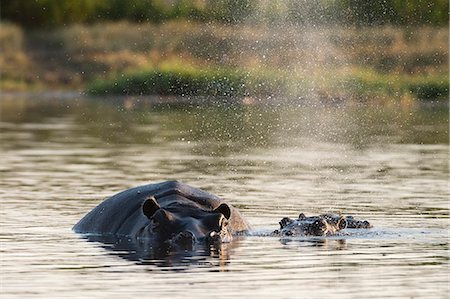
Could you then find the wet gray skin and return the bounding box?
[74,182,372,251]
[73,181,250,249]
[274,213,372,237]
[141,195,233,248]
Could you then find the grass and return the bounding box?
[87,61,448,101]
[1,21,448,101]
[88,65,244,97]
[337,69,449,100]
[87,61,289,97]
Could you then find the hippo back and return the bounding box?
[73,181,249,236]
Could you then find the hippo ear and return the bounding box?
[213,203,231,220]
[142,196,160,219]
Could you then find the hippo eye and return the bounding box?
[152,209,173,224]
[201,213,226,231]
[313,219,327,232]
[338,217,347,230]
[219,215,228,228]
[284,230,293,236]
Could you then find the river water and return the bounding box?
[1,94,448,298]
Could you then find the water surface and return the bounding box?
[1,94,448,298]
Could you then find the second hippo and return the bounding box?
[273,212,372,237]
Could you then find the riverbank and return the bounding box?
[1,21,448,101]
[87,62,448,101]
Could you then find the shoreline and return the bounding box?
[2,90,448,109]
[1,22,447,103]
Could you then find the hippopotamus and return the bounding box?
[74,181,372,252]
[73,181,250,249]
[273,212,372,237]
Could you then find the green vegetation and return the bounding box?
[339,70,449,100]
[1,21,448,101]
[0,1,448,102]
[1,0,448,27]
[0,0,257,27]
[87,63,449,101]
[87,63,286,97]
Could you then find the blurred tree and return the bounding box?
[0,0,448,27]
[0,0,106,27]
[335,0,396,25]
[206,0,255,23]
[94,0,167,23]
[334,0,449,26]
[285,0,337,25]
[391,0,449,25]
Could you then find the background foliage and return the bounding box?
[1,0,448,28]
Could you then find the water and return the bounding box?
[1,94,448,298]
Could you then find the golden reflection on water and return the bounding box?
[0,95,448,298]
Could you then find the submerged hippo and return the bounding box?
[73,181,250,248]
[74,181,372,251]
[273,212,372,237]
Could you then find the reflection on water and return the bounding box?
[81,234,240,270]
[0,95,448,298]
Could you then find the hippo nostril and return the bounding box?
[313,219,328,235]
[172,231,195,247]
[362,220,371,228]
[206,231,222,244]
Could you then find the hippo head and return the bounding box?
[277,213,348,237]
[275,213,372,237]
[142,196,232,248]
[344,215,372,229]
